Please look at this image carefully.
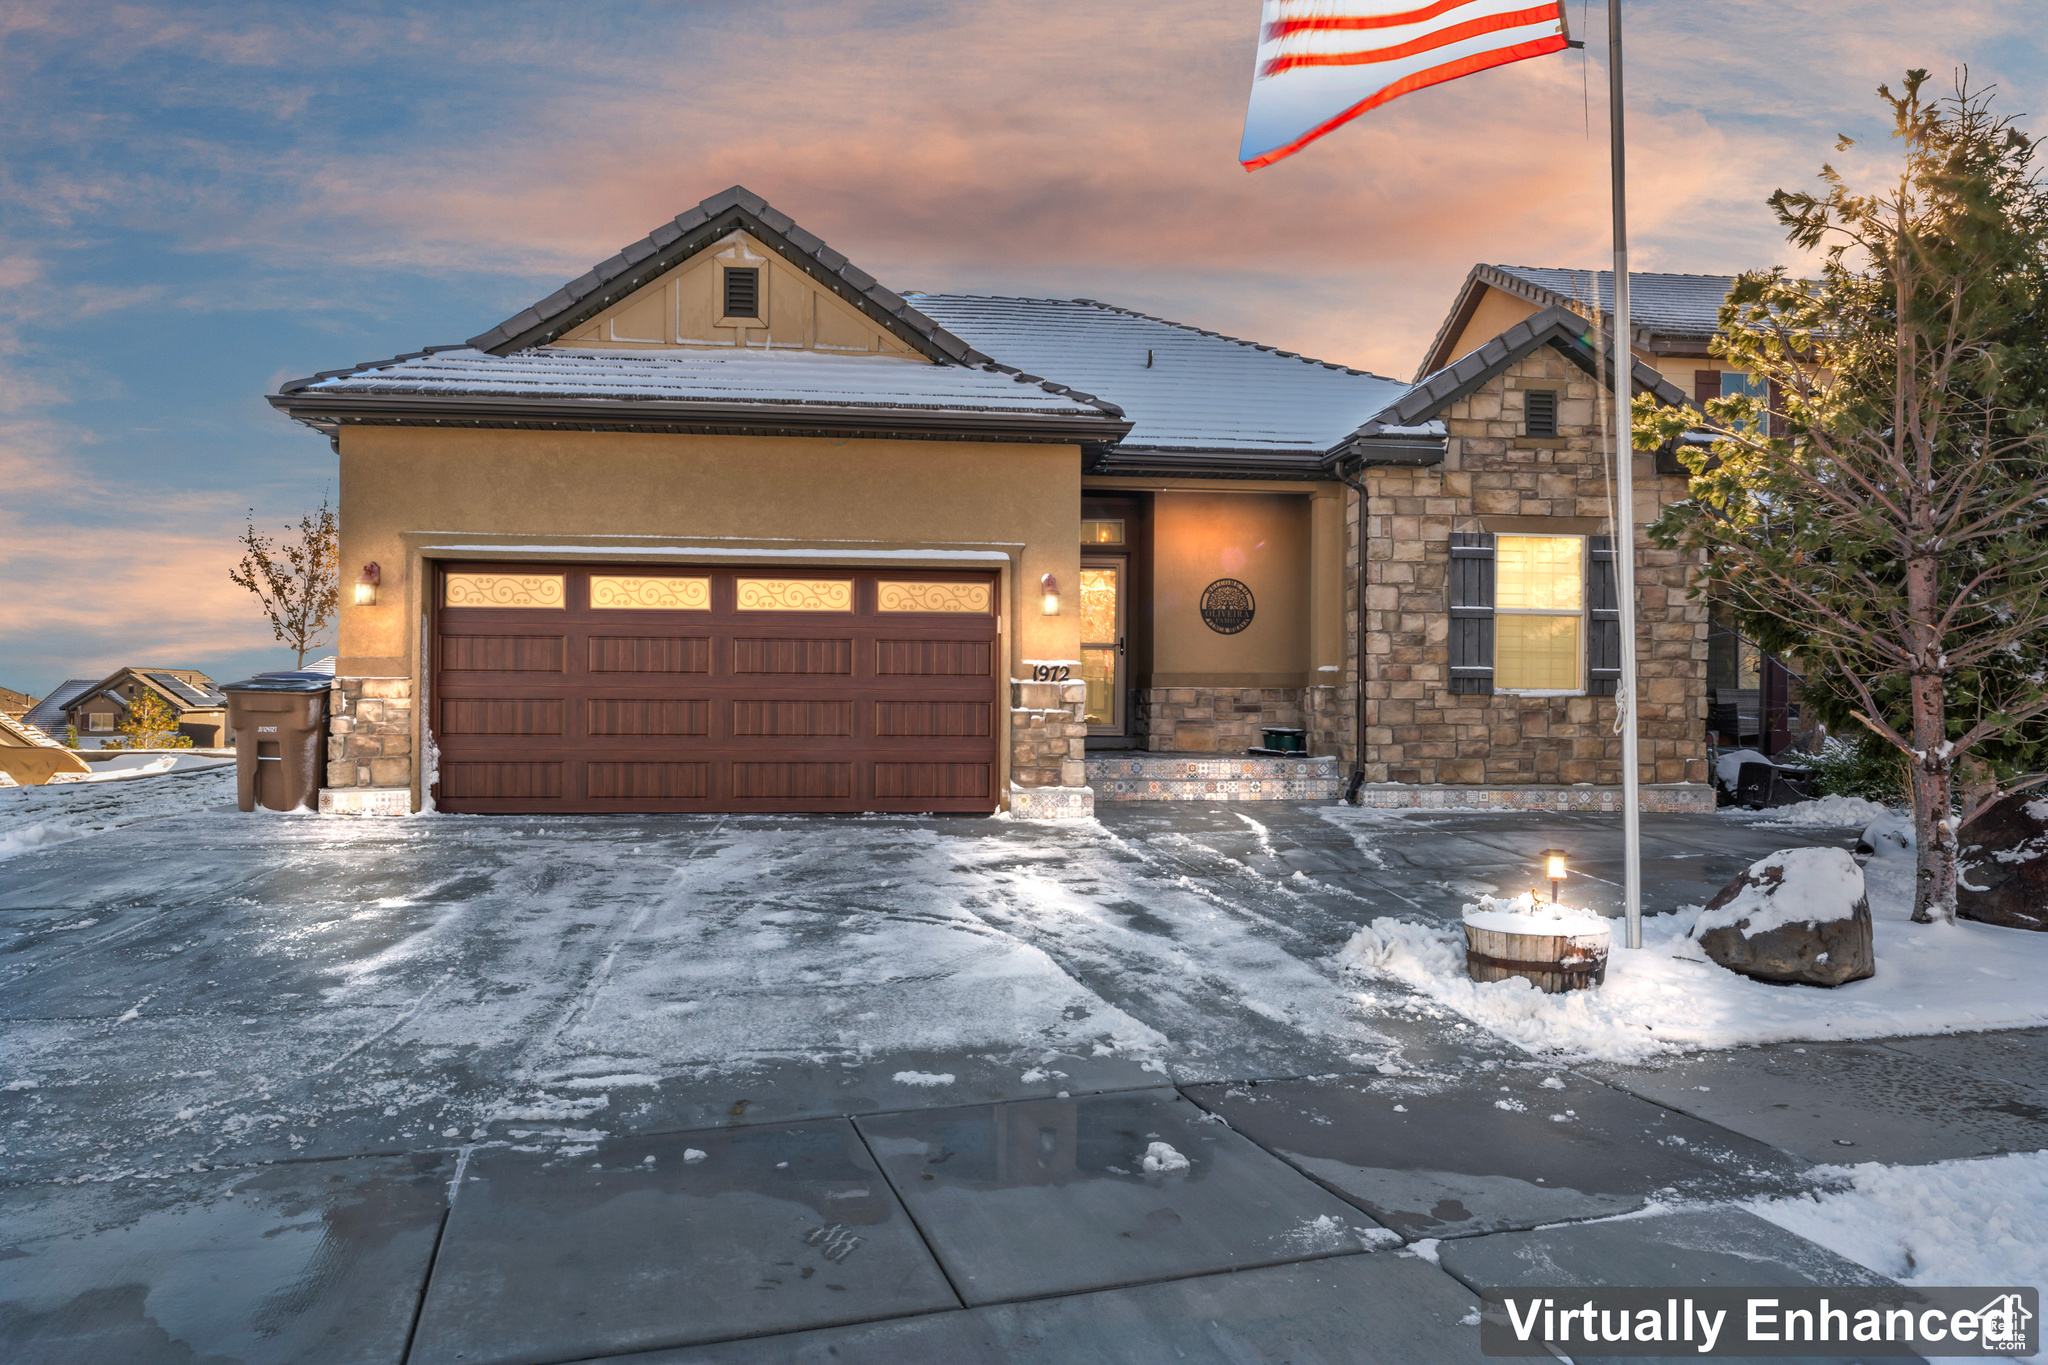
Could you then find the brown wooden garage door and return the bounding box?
[431,563,1001,815]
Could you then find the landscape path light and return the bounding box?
[353,562,381,607]
[1040,573,1060,616]
[1542,848,1568,904]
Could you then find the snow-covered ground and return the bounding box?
[46,751,236,784]
[1748,1150,2048,1297]
[0,764,248,859]
[1339,813,2048,1064]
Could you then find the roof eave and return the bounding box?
[266,391,1132,447]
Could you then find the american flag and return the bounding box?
[1240,0,1569,169]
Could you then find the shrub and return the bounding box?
[1808,732,1910,806]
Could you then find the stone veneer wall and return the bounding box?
[1355,343,1708,787]
[1138,687,1303,753]
[1010,676,1088,789]
[326,678,415,789]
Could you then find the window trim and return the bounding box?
[1492,532,1587,694]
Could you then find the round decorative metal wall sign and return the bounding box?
[1200,578,1256,634]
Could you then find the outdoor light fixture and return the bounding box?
[1542,848,1568,903]
[354,562,381,607]
[1041,573,1061,616]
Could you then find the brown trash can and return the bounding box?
[222,672,332,812]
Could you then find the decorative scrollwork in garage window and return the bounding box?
[876,581,991,614]
[734,579,854,612]
[444,574,566,608]
[589,576,711,610]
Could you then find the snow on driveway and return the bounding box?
[0,782,1415,1182]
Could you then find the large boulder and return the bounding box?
[1957,794,2048,932]
[1692,847,1874,986]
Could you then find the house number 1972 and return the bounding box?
[1030,664,1072,682]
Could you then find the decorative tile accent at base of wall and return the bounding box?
[1353,783,1716,815]
[319,787,412,816]
[1007,784,1095,820]
[1086,753,1342,803]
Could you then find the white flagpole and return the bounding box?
[1607,0,1643,950]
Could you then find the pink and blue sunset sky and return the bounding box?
[3,0,2044,695]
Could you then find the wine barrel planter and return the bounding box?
[1463,921,1610,993]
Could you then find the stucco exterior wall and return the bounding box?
[1148,491,1311,687]
[335,425,1083,806]
[1353,343,1707,788]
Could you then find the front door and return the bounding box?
[1080,557,1125,734]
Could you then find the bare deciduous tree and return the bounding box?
[230,498,339,668]
[1645,72,2048,924]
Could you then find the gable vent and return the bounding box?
[724,267,761,319]
[1524,389,1558,438]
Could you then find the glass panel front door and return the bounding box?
[1079,559,1124,732]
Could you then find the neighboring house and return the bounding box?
[0,711,90,785]
[21,680,96,745]
[268,185,1708,818]
[0,686,36,719]
[62,668,229,748]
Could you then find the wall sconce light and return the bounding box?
[1541,848,1568,903]
[353,562,382,607]
[1040,573,1061,616]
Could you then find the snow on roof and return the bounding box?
[906,295,1412,455]
[1490,267,1738,340]
[22,680,95,736]
[306,656,338,676]
[305,346,1119,417]
[0,712,60,748]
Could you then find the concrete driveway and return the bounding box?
[3,771,2036,1362]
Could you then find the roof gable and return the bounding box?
[466,186,979,366]
[1418,264,1741,376]
[547,228,927,361]
[1341,305,1689,456]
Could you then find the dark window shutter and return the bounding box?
[1767,377,1787,438]
[1448,532,1495,696]
[1587,536,1621,696]
[1524,389,1558,438]
[724,267,760,318]
[1694,370,1720,404]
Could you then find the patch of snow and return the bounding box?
[1141,1141,1191,1174]
[1757,795,1896,828]
[1337,839,2048,1062]
[891,1071,955,1088]
[683,1148,708,1163]
[1406,1237,1442,1264]
[1747,1151,2048,1312]
[1694,847,1863,937]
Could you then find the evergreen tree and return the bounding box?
[1644,72,2048,923]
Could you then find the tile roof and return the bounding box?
[906,295,1413,459]
[1488,266,1738,339]
[301,346,1120,418]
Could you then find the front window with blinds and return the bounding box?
[1494,535,1583,690]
